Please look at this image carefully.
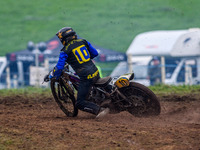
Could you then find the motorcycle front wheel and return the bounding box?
[119,81,161,117]
[50,78,78,117]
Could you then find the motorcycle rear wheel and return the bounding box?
[119,81,161,117]
[50,78,78,117]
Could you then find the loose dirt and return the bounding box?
[0,93,200,150]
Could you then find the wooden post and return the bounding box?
[13,74,18,88]
[35,51,39,87]
[185,65,192,85]
[128,55,133,73]
[161,56,166,84]
[44,58,49,72]
[44,58,49,88]
[6,67,11,89]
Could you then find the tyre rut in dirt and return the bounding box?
[119,81,161,117]
[51,78,78,117]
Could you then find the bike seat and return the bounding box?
[94,76,112,87]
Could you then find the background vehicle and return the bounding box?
[44,65,161,117]
[113,28,200,86]
[110,56,152,86]
[111,56,200,86]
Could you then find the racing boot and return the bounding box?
[96,107,110,118]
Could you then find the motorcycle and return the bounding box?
[44,64,161,117]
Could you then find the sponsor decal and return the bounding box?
[87,70,99,79]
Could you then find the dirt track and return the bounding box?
[0,93,200,150]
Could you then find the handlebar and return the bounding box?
[43,74,50,82]
[42,63,75,84]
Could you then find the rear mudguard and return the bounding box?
[114,73,134,88]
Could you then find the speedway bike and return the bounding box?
[44,64,161,117]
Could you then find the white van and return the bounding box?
[111,56,200,86]
[164,56,200,85]
[110,56,152,86]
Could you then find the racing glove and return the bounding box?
[49,66,62,80]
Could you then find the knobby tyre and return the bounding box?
[50,78,78,117]
[119,81,161,117]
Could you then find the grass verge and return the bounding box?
[1,84,200,97]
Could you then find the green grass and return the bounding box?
[1,0,200,56]
[96,62,119,77]
[149,84,200,95]
[0,87,50,97]
[0,133,16,150]
[1,84,200,96]
[0,130,26,150]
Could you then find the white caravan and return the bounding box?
[112,28,200,85]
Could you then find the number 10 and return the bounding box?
[72,45,90,64]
